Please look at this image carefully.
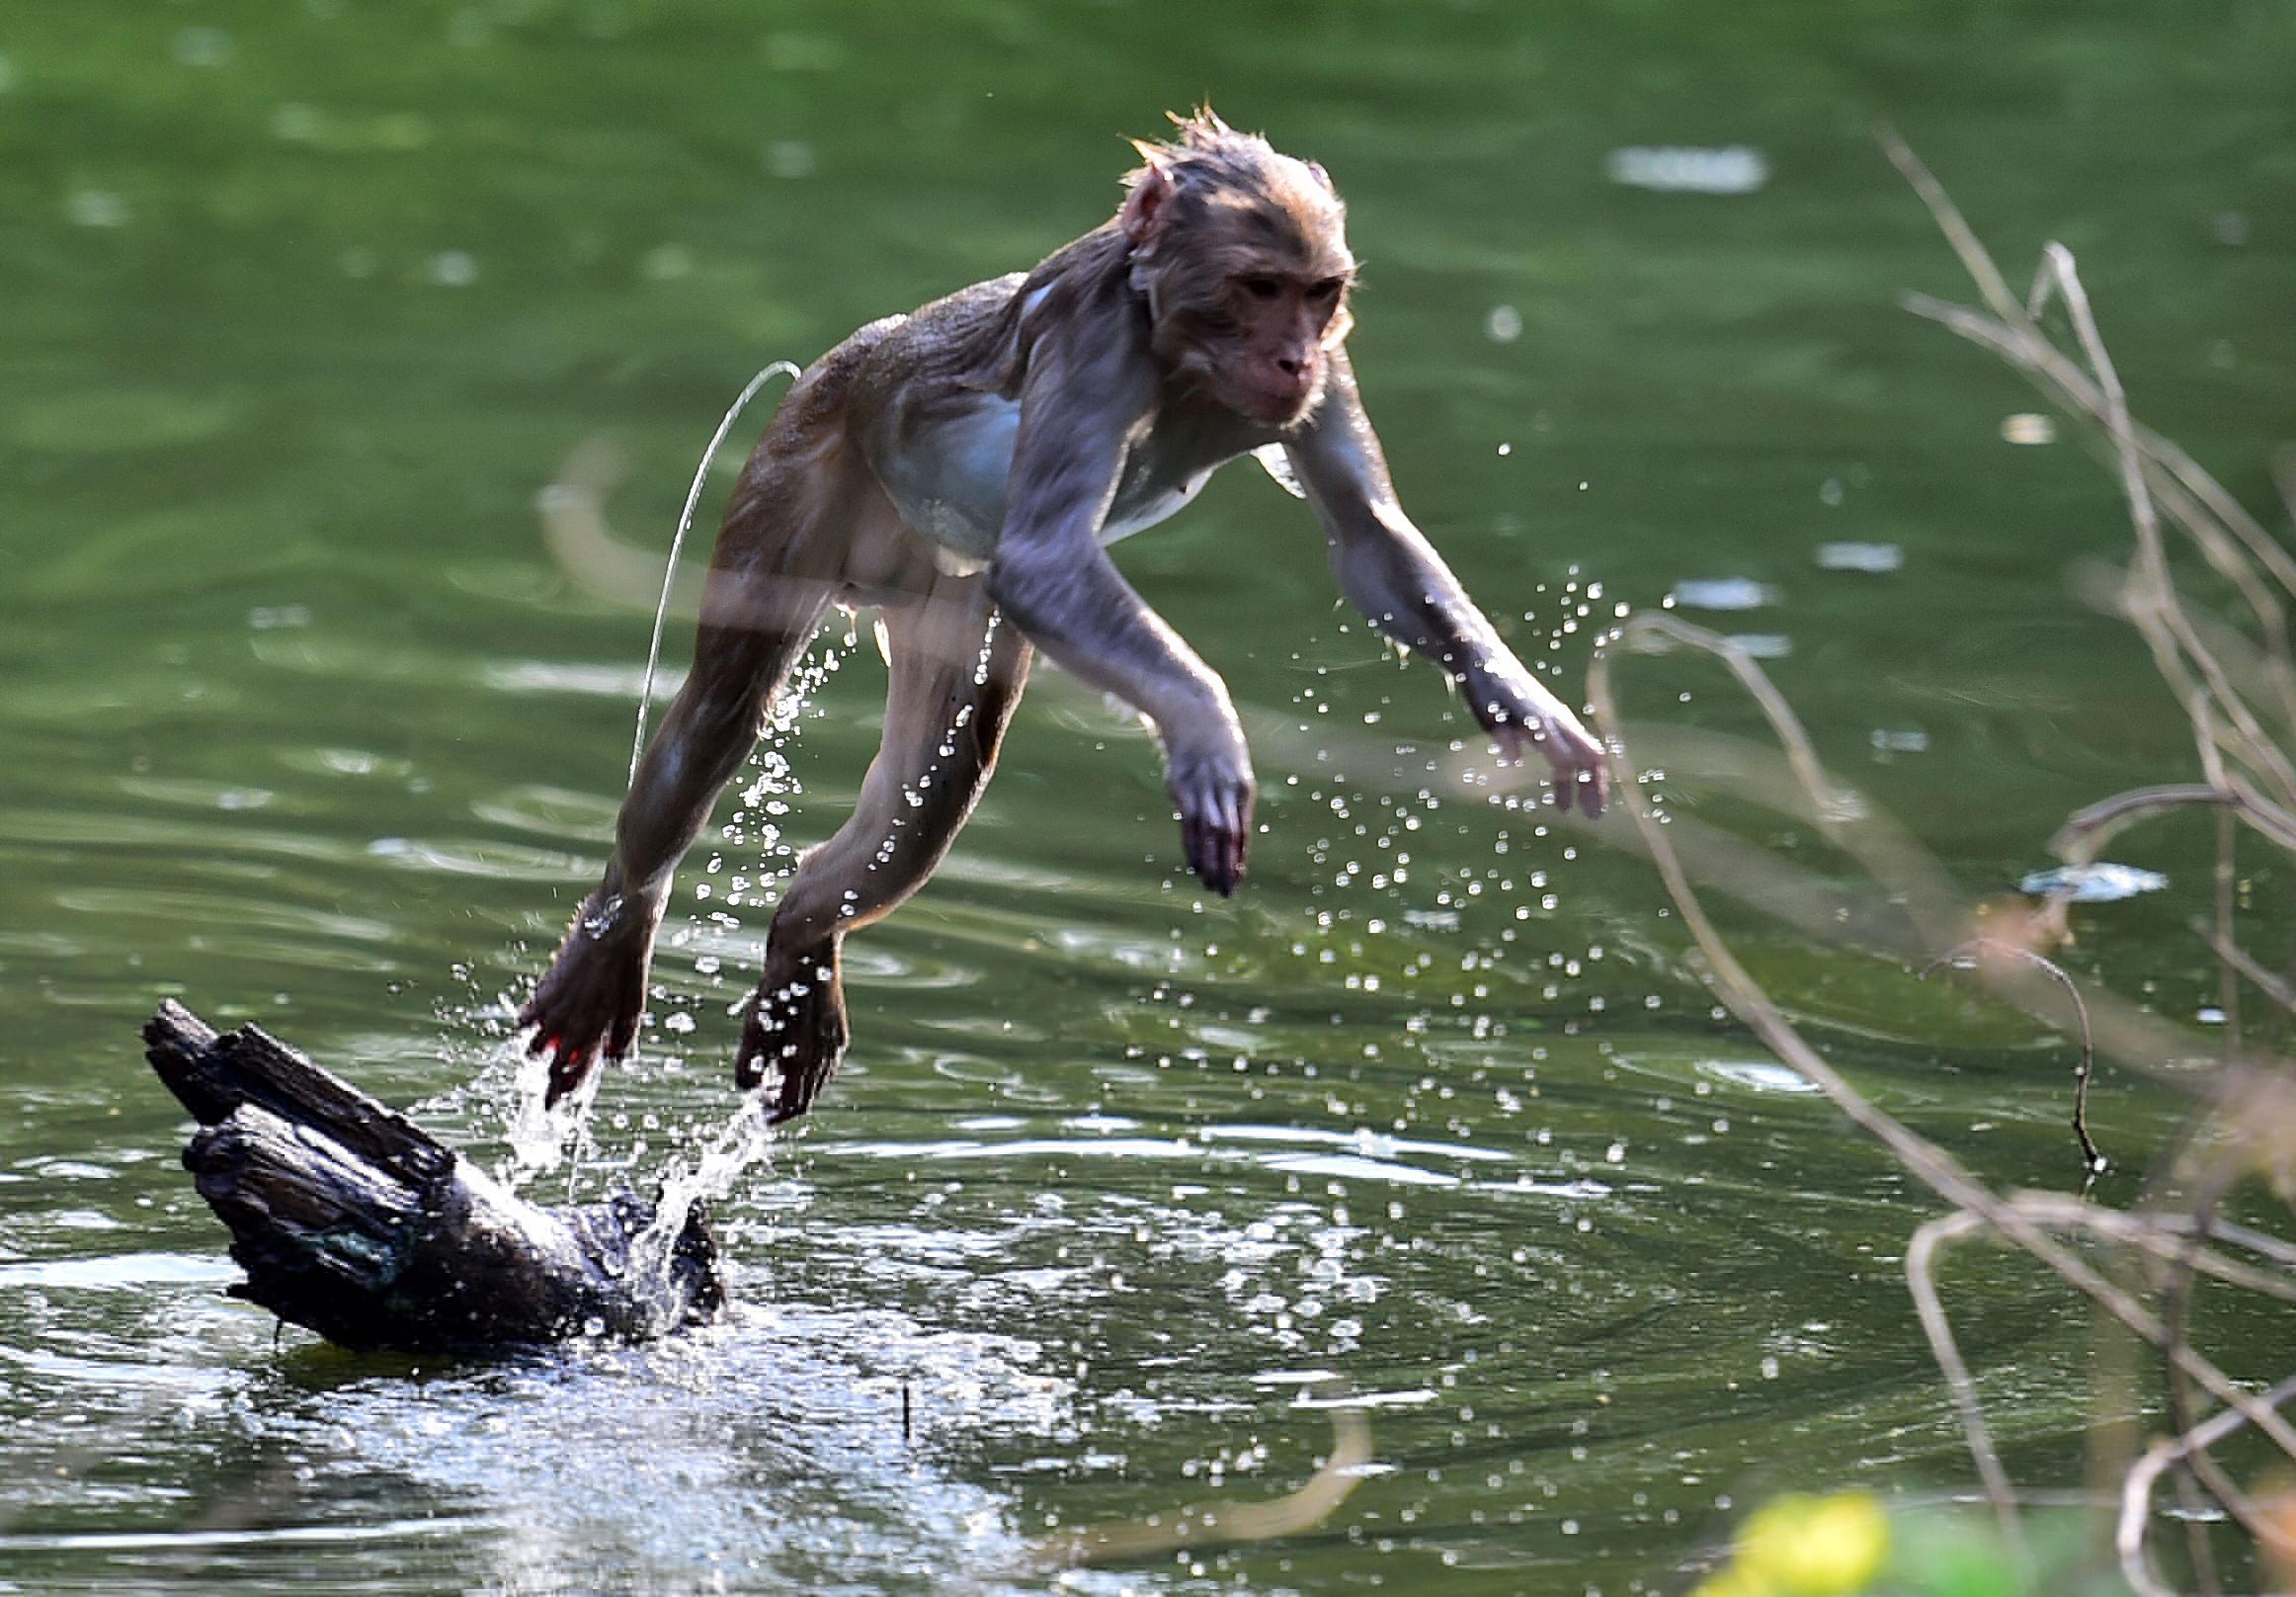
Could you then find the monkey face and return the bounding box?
[1121,120,1357,431]
[1215,268,1351,426]
[1187,163,1354,428]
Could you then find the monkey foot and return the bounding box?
[522,894,658,1107]
[736,942,851,1125]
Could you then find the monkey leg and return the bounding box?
[736,579,1032,1123]
[526,603,836,1105]
[524,407,877,1105]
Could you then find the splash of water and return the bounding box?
[625,1093,776,1296]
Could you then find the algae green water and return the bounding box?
[3,3,2292,1591]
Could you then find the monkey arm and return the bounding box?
[1282,349,1607,814]
[984,336,1257,892]
[995,544,1255,893]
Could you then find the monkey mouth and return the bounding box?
[1238,380,1317,428]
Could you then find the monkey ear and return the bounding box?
[1305,159,1335,192]
[1119,143,1176,244]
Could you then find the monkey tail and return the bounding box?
[629,360,804,785]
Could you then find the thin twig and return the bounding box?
[2051,782,2296,866]
[2154,1164,2265,1575]
[1991,1193,2296,1298]
[2214,806,2243,1051]
[1906,1212,2022,1545]
[1922,941,2103,1174]
[2119,1373,2296,1595]
[2033,241,2296,809]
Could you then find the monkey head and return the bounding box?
[1119,109,1356,430]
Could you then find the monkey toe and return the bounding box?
[1182,819,1237,895]
[542,1041,601,1108]
[607,1009,641,1059]
[523,982,643,1108]
[1177,795,1251,896]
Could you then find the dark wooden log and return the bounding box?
[143,999,722,1353]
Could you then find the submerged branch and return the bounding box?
[1014,1396,1373,1574]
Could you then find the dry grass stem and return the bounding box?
[1593,130,2296,1593]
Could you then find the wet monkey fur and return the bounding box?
[523,110,1608,1121]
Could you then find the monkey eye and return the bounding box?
[1239,275,1282,300]
[1308,277,1347,302]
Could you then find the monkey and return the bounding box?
[521,109,1608,1123]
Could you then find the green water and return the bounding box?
[4,2,2293,1591]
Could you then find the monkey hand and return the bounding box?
[1464,661,1609,816]
[519,890,662,1106]
[1168,740,1257,895]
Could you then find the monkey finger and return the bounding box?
[1199,834,1229,894]
[543,1043,594,1107]
[1202,836,1237,896]
[1184,817,1223,894]
[1544,729,1608,818]
[1195,816,1238,895]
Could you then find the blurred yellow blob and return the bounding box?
[1691,1490,1890,1597]
[1688,1568,1771,1597]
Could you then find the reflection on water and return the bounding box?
[1668,577,1779,613]
[1815,542,1906,575]
[1604,146,1769,197]
[4,0,2291,1589]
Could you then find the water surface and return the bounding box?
[3,3,2293,1591]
